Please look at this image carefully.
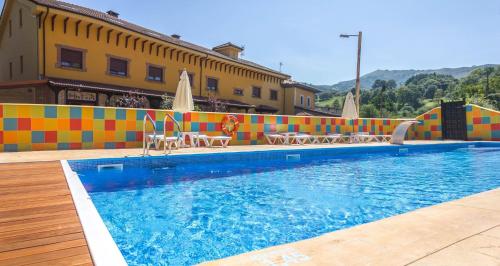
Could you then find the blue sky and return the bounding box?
[3,0,499,84]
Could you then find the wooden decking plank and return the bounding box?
[0,245,91,265]
[0,232,86,253]
[0,161,93,265]
[0,203,76,223]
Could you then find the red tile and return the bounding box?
[237,115,245,123]
[146,110,156,120]
[294,125,299,132]
[321,118,326,124]
[473,117,482,124]
[424,114,431,120]
[69,143,82,149]
[200,122,208,131]
[18,118,31,130]
[431,125,438,131]
[305,117,311,124]
[282,116,288,124]
[184,112,191,122]
[115,142,125,148]
[0,131,3,144]
[257,132,264,138]
[70,119,82,130]
[136,131,143,141]
[379,125,383,131]
[165,121,173,131]
[492,123,500,130]
[257,116,264,124]
[105,120,115,130]
[0,105,3,118]
[45,131,57,143]
[215,123,222,131]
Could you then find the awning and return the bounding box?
[255,104,279,113]
[47,77,255,109]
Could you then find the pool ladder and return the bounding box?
[142,113,182,156]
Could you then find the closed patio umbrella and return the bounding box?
[342,92,358,119]
[173,69,194,112]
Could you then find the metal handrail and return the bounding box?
[142,113,157,155]
[164,113,183,153]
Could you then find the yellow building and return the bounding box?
[0,0,324,115]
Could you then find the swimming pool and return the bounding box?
[69,142,500,265]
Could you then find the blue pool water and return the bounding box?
[71,143,500,265]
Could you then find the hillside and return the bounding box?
[315,64,498,91]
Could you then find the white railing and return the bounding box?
[142,113,157,155]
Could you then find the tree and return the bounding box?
[160,94,174,109]
[331,99,341,111]
[360,104,379,118]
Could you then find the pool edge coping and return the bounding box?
[60,160,127,266]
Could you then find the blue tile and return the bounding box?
[482,117,491,124]
[83,131,93,142]
[116,109,126,120]
[94,108,104,119]
[251,140,258,145]
[191,122,199,131]
[251,116,258,123]
[32,131,45,143]
[424,132,431,139]
[466,105,472,112]
[207,123,215,131]
[237,132,245,140]
[467,124,473,131]
[70,107,82,118]
[4,144,18,152]
[316,125,321,132]
[57,143,70,150]
[155,121,164,131]
[326,125,331,133]
[288,124,294,132]
[4,118,17,131]
[335,125,340,133]
[44,106,57,118]
[105,142,115,149]
[492,130,500,138]
[264,124,272,132]
[174,112,183,122]
[430,113,438,119]
[136,110,146,120]
[277,116,283,124]
[126,131,136,141]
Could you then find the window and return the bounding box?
[300,95,304,106]
[147,65,163,82]
[9,62,13,80]
[108,57,128,77]
[252,86,261,98]
[19,9,23,28]
[270,89,278,101]
[187,73,194,87]
[307,96,311,107]
[20,56,23,74]
[233,88,244,96]
[60,48,83,69]
[207,77,218,91]
[8,19,12,37]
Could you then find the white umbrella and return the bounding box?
[342,92,358,119]
[172,69,194,112]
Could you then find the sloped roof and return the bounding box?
[29,0,289,78]
[282,80,321,93]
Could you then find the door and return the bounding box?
[441,100,467,140]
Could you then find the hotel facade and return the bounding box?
[0,0,324,115]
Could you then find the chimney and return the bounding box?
[171,34,181,39]
[106,10,119,18]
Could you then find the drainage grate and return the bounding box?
[398,148,409,154]
[286,154,301,161]
[97,164,123,172]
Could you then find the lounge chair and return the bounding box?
[357,132,377,143]
[193,134,232,147]
[146,133,181,154]
[265,132,285,144]
[288,133,311,145]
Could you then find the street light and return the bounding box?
[340,31,362,114]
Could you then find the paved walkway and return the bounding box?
[0,161,93,265]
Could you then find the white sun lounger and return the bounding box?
[207,136,232,147]
[265,133,285,144]
[146,134,181,154]
[288,133,311,145]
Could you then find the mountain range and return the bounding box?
[313,64,498,92]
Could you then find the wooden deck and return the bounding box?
[0,161,93,265]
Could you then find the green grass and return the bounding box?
[316,96,344,107]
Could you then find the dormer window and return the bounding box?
[212,42,244,59]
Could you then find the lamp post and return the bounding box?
[340,31,362,114]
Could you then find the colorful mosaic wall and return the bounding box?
[0,103,498,152]
[184,113,355,145]
[408,107,443,140]
[0,104,180,152]
[466,105,500,141]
